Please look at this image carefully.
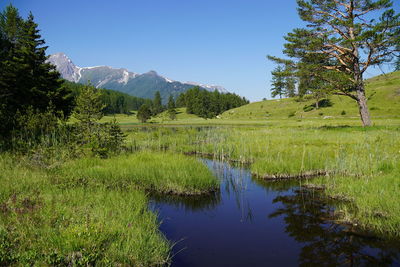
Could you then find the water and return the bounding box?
[150,159,400,266]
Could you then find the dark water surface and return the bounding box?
[150,159,400,267]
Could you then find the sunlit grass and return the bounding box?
[58,152,219,195]
[0,151,219,265]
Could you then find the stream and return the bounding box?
[150,159,400,266]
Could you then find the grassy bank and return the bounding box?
[58,152,219,195]
[0,152,218,265]
[310,172,400,237]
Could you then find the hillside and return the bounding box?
[220,71,400,121]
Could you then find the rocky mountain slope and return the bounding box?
[48,53,228,101]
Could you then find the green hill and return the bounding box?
[220,71,400,121]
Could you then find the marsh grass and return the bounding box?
[125,125,399,177]
[310,172,400,238]
[123,123,400,236]
[0,151,219,265]
[0,154,170,266]
[57,152,219,195]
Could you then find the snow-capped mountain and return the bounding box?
[48,53,228,101]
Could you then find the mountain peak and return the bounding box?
[47,52,80,82]
[47,52,230,101]
[144,70,158,76]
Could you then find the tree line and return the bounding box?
[268,0,400,126]
[176,86,249,118]
[64,81,148,115]
[136,91,177,122]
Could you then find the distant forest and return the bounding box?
[64,81,149,114]
[177,86,249,118]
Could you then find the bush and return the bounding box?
[341,110,346,115]
[89,119,126,158]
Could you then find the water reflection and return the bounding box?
[152,159,400,267]
[150,192,221,212]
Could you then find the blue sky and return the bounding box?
[2,0,399,101]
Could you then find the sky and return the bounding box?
[2,0,399,101]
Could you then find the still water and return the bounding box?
[150,159,400,266]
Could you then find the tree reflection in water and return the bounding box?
[269,187,400,266]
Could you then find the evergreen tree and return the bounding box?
[0,5,24,138]
[73,83,105,139]
[137,104,152,123]
[282,0,400,126]
[167,95,177,120]
[152,91,163,115]
[395,44,400,71]
[270,66,285,98]
[0,5,72,139]
[167,94,176,110]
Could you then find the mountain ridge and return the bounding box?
[48,53,228,101]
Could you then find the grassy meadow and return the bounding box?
[1,71,399,265]
[0,152,218,265]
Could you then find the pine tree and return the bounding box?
[73,83,105,139]
[0,5,24,138]
[137,104,152,123]
[167,95,177,120]
[0,5,72,139]
[270,66,285,99]
[152,91,163,115]
[167,94,176,110]
[285,0,400,126]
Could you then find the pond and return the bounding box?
[150,159,400,266]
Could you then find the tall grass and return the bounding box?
[57,152,219,195]
[0,154,170,266]
[124,125,400,177]
[0,151,219,265]
[311,173,400,238]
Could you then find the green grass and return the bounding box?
[58,152,219,195]
[311,173,400,237]
[220,71,400,122]
[0,151,218,265]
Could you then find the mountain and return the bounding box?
[48,53,228,102]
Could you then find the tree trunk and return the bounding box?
[356,84,372,127]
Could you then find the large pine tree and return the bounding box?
[0,5,72,139]
[278,0,400,126]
